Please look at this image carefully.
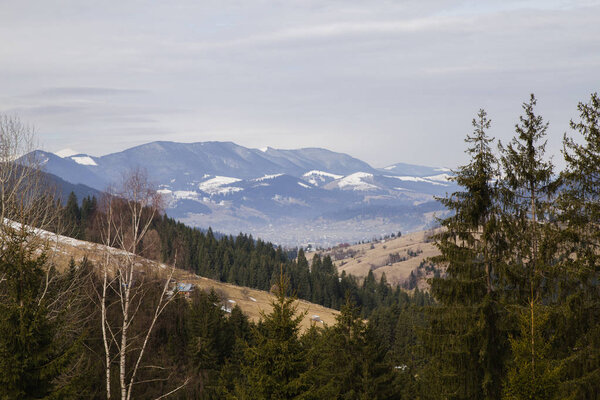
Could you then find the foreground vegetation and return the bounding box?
[1,92,599,399]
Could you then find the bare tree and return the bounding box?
[97,168,187,400]
[0,114,90,397]
[0,114,59,233]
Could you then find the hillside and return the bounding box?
[319,229,441,288]
[29,141,454,246]
[41,229,339,331]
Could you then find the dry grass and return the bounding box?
[43,231,339,331]
[319,229,440,287]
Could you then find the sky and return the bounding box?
[0,0,598,169]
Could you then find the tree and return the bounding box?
[96,168,187,399]
[498,94,559,399]
[233,270,307,399]
[0,115,85,398]
[556,92,600,398]
[424,109,508,399]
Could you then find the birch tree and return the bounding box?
[97,168,187,399]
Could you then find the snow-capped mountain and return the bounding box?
[26,141,455,246]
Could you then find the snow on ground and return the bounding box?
[253,173,283,182]
[298,182,312,189]
[302,170,343,179]
[424,173,453,182]
[198,176,243,195]
[70,156,97,166]
[272,195,308,206]
[336,172,378,191]
[386,175,447,186]
[382,165,396,170]
[303,170,344,186]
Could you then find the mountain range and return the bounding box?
[29,141,455,246]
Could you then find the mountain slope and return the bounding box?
[319,229,441,288]
[40,226,339,331]
[26,141,455,245]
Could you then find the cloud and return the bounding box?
[0,1,598,168]
[37,87,145,98]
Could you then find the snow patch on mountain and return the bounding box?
[254,173,284,182]
[303,170,343,179]
[336,172,378,191]
[70,156,97,166]
[386,175,448,186]
[302,170,343,186]
[198,176,243,195]
[272,195,308,206]
[425,173,453,182]
[298,182,312,189]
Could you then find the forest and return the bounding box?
[0,92,599,399]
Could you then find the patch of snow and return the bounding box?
[248,296,257,302]
[228,299,236,303]
[302,170,343,179]
[198,176,243,195]
[272,195,308,206]
[173,190,200,200]
[435,167,451,172]
[259,147,269,152]
[298,182,312,189]
[424,173,453,182]
[337,172,378,191]
[386,175,447,186]
[70,156,97,166]
[157,189,172,194]
[254,173,283,182]
[383,165,396,170]
[55,148,79,158]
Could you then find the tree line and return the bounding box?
[59,191,414,317]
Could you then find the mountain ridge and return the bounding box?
[28,141,455,246]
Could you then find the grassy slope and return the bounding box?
[42,231,339,331]
[318,229,440,287]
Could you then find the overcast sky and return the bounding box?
[1,1,598,169]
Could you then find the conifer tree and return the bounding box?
[556,92,600,398]
[233,271,307,399]
[0,225,80,398]
[498,94,559,399]
[423,109,507,399]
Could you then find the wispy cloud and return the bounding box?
[37,87,145,98]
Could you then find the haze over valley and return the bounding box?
[34,141,455,246]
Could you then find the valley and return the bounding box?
[32,141,454,246]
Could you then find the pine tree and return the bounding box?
[498,94,559,399]
[423,109,507,399]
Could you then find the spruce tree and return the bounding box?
[233,271,307,399]
[498,94,559,399]
[556,92,600,398]
[423,109,507,400]
[0,225,79,398]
